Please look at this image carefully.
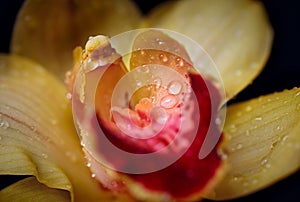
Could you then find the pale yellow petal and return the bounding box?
[11,0,141,80]
[205,88,300,200]
[148,0,273,101]
[0,177,70,202]
[0,54,132,202]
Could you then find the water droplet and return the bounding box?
[30,125,37,132]
[81,141,86,147]
[159,54,168,63]
[136,81,142,87]
[86,162,91,167]
[235,70,242,76]
[91,173,96,178]
[111,181,118,188]
[175,57,184,67]
[217,149,228,160]
[153,77,162,89]
[168,80,182,95]
[295,91,300,97]
[66,92,72,100]
[0,120,9,129]
[41,153,48,159]
[229,124,237,133]
[282,135,289,142]
[236,111,242,117]
[252,179,258,185]
[276,125,281,131]
[215,117,222,125]
[156,38,164,45]
[232,175,243,182]
[254,117,262,121]
[261,158,268,165]
[245,105,252,112]
[160,95,178,109]
[140,50,145,55]
[236,143,243,150]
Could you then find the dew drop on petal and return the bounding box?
[153,77,162,89]
[159,54,169,63]
[66,92,72,100]
[245,105,252,112]
[252,179,258,185]
[282,135,289,142]
[41,153,48,159]
[232,175,243,182]
[235,70,242,76]
[168,80,182,95]
[136,81,142,87]
[254,117,262,121]
[236,143,243,150]
[111,181,118,188]
[229,124,237,133]
[160,95,178,109]
[0,120,9,129]
[215,117,222,125]
[261,157,268,165]
[81,141,86,147]
[217,149,228,160]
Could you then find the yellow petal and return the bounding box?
[147,0,273,101]
[0,54,132,201]
[0,177,70,202]
[11,0,141,80]
[205,87,300,200]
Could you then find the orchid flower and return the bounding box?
[0,0,299,201]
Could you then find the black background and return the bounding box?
[0,0,299,201]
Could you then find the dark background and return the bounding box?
[0,0,299,201]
